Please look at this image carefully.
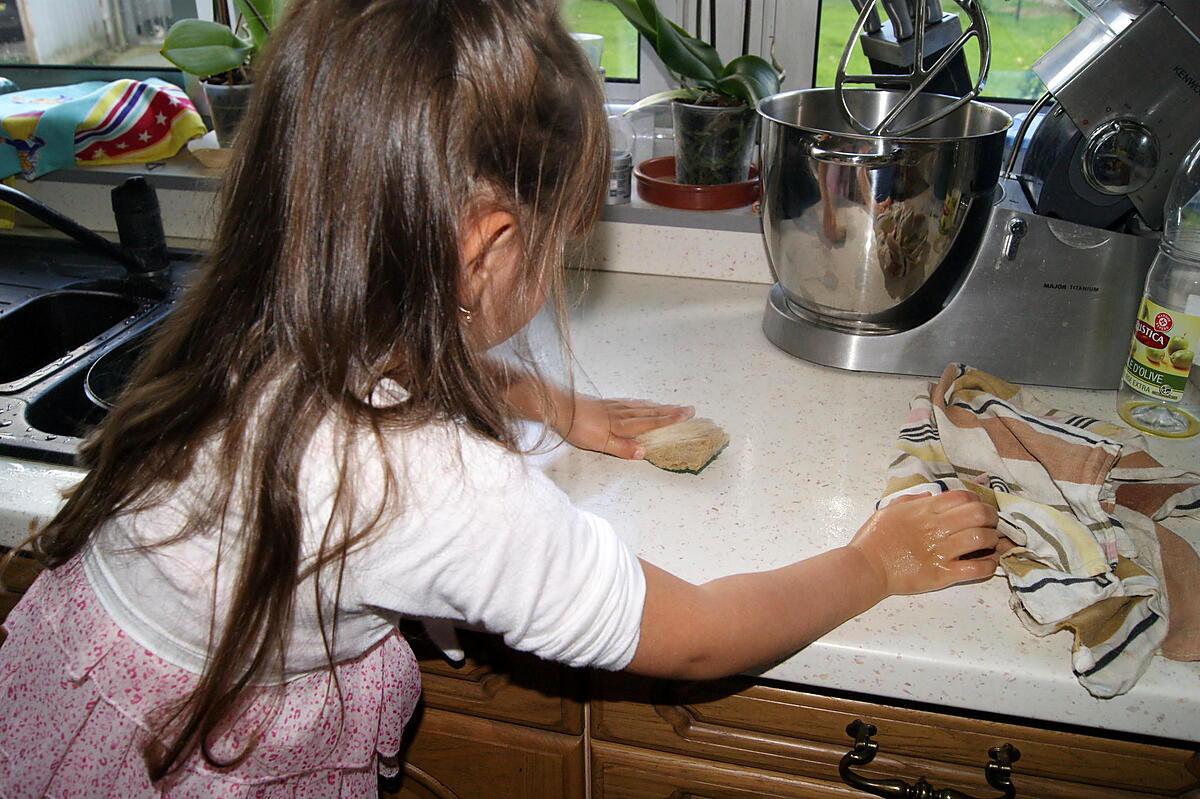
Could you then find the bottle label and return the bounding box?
[1122,299,1197,402]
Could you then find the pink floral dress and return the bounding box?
[0,556,422,798]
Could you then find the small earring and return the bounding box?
[458,305,474,324]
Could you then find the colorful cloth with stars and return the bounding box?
[0,79,205,180]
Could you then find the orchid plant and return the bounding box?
[609,0,783,113]
[159,0,282,83]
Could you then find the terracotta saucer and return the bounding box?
[634,156,759,211]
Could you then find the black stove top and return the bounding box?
[0,236,193,465]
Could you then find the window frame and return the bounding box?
[600,0,683,103]
[3,1,1040,104]
[0,65,184,92]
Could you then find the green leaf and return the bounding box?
[712,74,757,105]
[607,0,658,48]
[233,0,277,51]
[715,55,781,105]
[622,87,703,115]
[640,0,718,82]
[160,19,253,78]
[666,21,724,78]
[610,0,725,84]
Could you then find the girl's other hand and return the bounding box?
[565,396,693,459]
[847,490,1000,597]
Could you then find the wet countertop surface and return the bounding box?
[2,269,1197,742]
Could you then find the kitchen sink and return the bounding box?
[25,321,158,440]
[0,236,191,465]
[0,180,190,463]
[23,367,107,440]
[0,291,141,387]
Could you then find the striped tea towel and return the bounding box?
[881,364,1200,698]
[0,79,204,180]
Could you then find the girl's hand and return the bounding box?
[847,490,1000,597]
[563,396,693,459]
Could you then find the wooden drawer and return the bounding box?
[592,674,1200,798]
[593,740,860,799]
[0,590,20,644]
[382,707,585,799]
[0,551,43,645]
[0,553,43,594]
[403,624,584,735]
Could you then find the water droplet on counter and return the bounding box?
[0,420,11,427]
[44,435,56,441]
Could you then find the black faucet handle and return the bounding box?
[111,177,168,275]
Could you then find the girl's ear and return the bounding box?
[460,209,518,308]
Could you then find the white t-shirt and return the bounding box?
[81,411,646,680]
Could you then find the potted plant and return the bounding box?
[610,0,782,185]
[159,0,280,147]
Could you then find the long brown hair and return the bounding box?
[22,0,607,780]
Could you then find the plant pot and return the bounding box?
[634,156,758,210]
[671,100,758,186]
[182,74,211,118]
[201,81,253,148]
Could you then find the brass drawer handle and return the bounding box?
[839,720,1021,799]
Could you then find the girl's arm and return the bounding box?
[625,490,1000,680]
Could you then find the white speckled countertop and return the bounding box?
[542,270,1200,744]
[2,269,1197,744]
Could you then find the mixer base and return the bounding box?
[762,186,1158,390]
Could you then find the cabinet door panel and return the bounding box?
[405,624,584,735]
[592,741,860,799]
[592,674,1199,797]
[383,707,584,799]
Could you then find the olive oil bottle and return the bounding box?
[1117,137,1200,439]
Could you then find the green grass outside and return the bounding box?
[815,0,1081,99]
[562,0,640,80]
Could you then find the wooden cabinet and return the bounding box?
[382,708,585,799]
[404,623,585,735]
[592,741,859,799]
[591,673,1200,799]
[0,591,19,644]
[0,550,42,645]
[384,625,587,798]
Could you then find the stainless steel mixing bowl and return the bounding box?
[757,88,1011,329]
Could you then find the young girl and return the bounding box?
[0,0,1000,795]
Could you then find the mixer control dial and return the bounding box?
[1082,119,1160,196]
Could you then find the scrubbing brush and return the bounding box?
[635,418,729,474]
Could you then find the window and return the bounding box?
[0,0,194,68]
[813,0,1085,101]
[562,0,640,81]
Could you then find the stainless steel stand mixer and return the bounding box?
[758,0,1200,389]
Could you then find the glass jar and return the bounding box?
[1116,135,1200,438]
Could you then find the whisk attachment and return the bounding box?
[835,0,992,137]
